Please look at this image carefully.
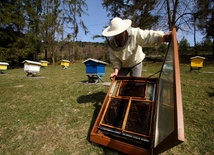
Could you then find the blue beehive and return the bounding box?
[82,58,108,75]
[82,58,108,83]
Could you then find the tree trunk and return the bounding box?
[45,49,48,60]
[166,0,172,30]
[212,37,214,61]
[52,52,55,65]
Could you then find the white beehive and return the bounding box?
[22,60,41,76]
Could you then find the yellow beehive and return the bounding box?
[60,60,70,69]
[40,60,49,67]
[190,56,205,71]
[0,62,9,73]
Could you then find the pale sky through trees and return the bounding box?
[64,1,203,46]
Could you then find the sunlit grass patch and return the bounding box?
[0,62,214,154]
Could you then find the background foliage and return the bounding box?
[0,0,213,66]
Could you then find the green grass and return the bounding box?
[0,62,214,155]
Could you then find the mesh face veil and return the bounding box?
[106,27,133,51]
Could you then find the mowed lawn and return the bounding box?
[0,61,213,155]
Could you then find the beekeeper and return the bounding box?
[102,17,171,78]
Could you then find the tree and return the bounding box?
[195,0,214,59]
[24,0,43,61]
[102,0,126,18]
[197,38,213,56]
[145,1,205,55]
[39,0,62,64]
[152,0,197,31]
[0,0,35,66]
[62,0,88,62]
[102,0,158,29]
[179,37,190,55]
[0,0,89,66]
[126,0,160,28]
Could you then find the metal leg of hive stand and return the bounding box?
[86,75,103,83]
[97,75,103,83]
[87,75,95,83]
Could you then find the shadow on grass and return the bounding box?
[77,92,124,154]
[206,86,214,97]
[77,91,106,140]
[77,91,106,104]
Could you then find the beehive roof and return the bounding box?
[0,62,9,65]
[82,58,108,65]
[190,56,205,59]
[22,60,41,65]
[40,60,49,63]
[60,60,70,62]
